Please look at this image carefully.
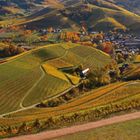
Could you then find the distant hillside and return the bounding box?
[108,0,140,15]
[1,0,140,16]
[0,0,48,17]
[1,0,140,33]
[0,1,24,17]
[17,0,140,33]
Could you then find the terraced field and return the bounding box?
[47,59,73,69]
[0,81,139,129]
[0,43,111,118]
[123,65,140,80]
[22,74,71,107]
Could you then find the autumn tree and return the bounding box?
[40,35,48,41]
[0,43,25,58]
[18,122,27,134]
[60,32,80,42]
[32,119,41,130]
[88,67,111,86]
[116,53,125,63]
[97,41,113,54]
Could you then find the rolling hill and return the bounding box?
[0,44,139,138]
[1,0,140,33]
[0,43,111,115]
[14,0,140,33]
[108,0,140,15]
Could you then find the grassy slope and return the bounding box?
[55,118,140,140]
[123,65,140,80]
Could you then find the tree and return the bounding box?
[98,42,113,54]
[88,67,111,86]
[0,43,25,58]
[32,119,41,129]
[6,126,12,134]
[18,122,27,134]
[60,32,80,42]
[116,53,125,63]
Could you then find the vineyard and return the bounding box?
[47,58,73,69]
[1,43,139,138]
[123,65,140,80]
[0,43,111,117]
[0,81,139,128]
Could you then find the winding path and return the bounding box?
[0,46,78,118]
[4,111,140,140]
[20,66,46,109]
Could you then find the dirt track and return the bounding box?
[4,111,140,140]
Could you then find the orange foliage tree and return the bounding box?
[98,41,113,54]
[60,32,80,42]
[40,35,48,41]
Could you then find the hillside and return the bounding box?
[0,1,24,18]
[108,0,140,15]
[1,0,140,33]
[0,80,140,133]
[15,0,140,33]
[0,0,64,15]
[0,43,111,115]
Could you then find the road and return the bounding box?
[4,111,140,140]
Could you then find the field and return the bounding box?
[55,118,140,140]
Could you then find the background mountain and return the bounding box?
[0,0,140,33]
[107,0,140,15]
[17,0,140,33]
[1,0,140,14]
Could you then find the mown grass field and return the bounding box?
[0,43,111,117]
[54,118,140,140]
